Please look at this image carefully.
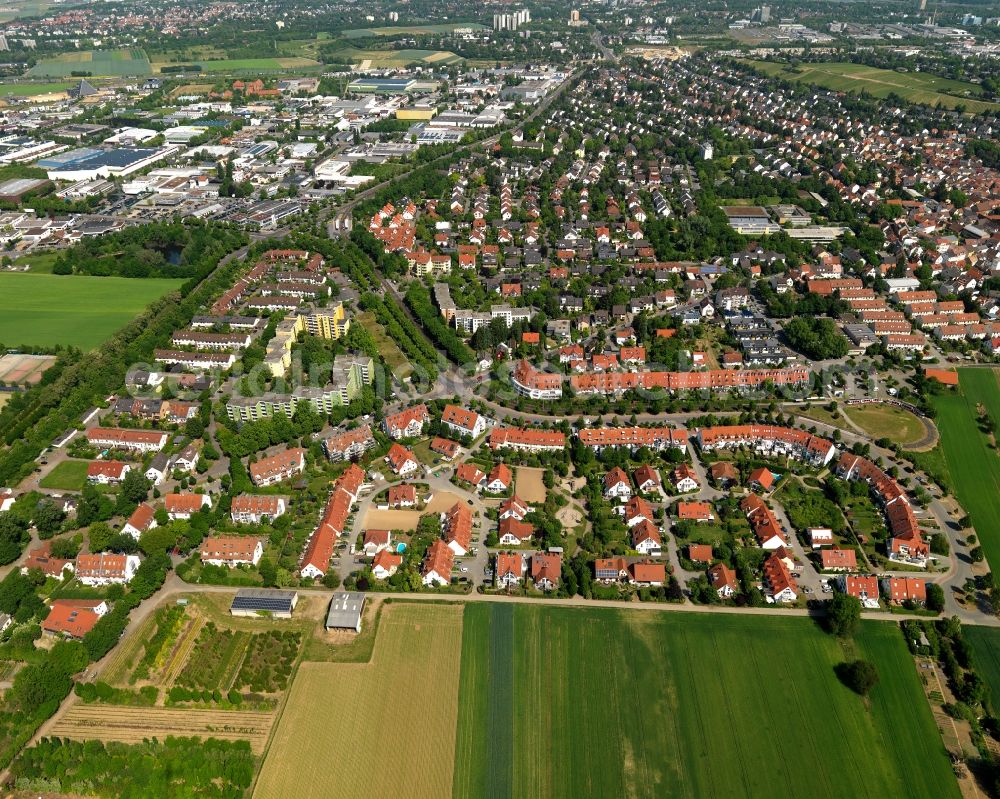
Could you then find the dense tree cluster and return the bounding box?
[783,317,849,360]
[52,223,243,280]
[10,737,254,799]
[404,283,475,365]
[359,292,439,383]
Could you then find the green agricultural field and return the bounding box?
[27,49,151,78]
[38,459,90,491]
[0,0,56,23]
[964,626,1000,713]
[745,60,1000,114]
[0,273,183,350]
[933,369,1000,570]
[454,604,958,799]
[153,57,321,74]
[342,22,486,38]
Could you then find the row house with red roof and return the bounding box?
[301,464,365,579]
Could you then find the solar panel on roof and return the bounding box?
[231,596,293,612]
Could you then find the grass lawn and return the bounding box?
[9,251,60,273]
[904,443,952,492]
[682,521,738,546]
[795,403,846,430]
[933,369,1000,571]
[454,604,958,799]
[0,273,184,350]
[844,403,926,446]
[410,437,442,467]
[843,494,885,538]
[38,459,90,491]
[254,603,463,799]
[357,311,412,379]
[744,60,1000,114]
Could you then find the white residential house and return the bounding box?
[144,453,172,485]
[602,468,632,501]
[809,528,834,548]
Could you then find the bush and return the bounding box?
[836,659,879,696]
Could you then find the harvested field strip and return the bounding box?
[254,604,463,799]
[49,704,275,754]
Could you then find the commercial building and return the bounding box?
[37,145,179,181]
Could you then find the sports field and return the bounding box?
[362,490,462,530]
[27,49,151,78]
[933,369,1000,570]
[0,352,56,385]
[844,402,926,446]
[514,466,546,503]
[745,60,1000,114]
[342,23,486,38]
[454,604,958,799]
[254,603,464,799]
[0,81,74,96]
[0,273,184,350]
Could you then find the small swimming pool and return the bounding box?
[396,542,407,554]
